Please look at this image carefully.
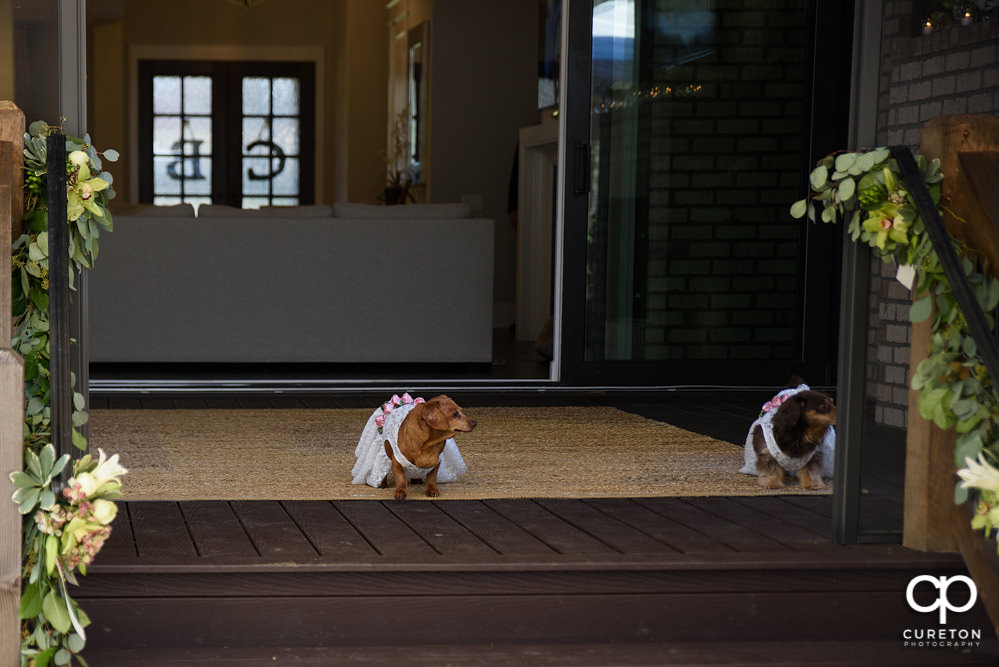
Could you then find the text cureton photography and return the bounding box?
[903,574,983,649]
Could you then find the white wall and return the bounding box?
[429,0,540,325]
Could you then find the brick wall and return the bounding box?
[634,0,809,361]
[870,0,999,426]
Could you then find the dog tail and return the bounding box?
[785,375,806,389]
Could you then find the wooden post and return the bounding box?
[0,104,25,667]
[0,101,24,242]
[904,115,999,637]
[905,115,999,553]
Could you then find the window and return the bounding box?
[139,60,315,208]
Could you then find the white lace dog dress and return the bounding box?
[351,399,468,488]
[738,384,835,478]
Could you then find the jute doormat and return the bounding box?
[88,406,832,500]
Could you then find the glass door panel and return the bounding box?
[561,0,841,385]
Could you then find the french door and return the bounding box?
[558,0,851,386]
[138,60,316,208]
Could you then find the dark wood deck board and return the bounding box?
[227,500,319,559]
[281,500,378,559]
[483,499,618,555]
[685,497,842,552]
[535,498,672,554]
[96,501,138,561]
[635,498,790,552]
[129,501,199,558]
[730,495,835,539]
[332,500,439,559]
[384,501,500,559]
[583,499,719,553]
[435,501,561,557]
[179,501,257,558]
[779,494,835,517]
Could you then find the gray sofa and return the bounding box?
[87,203,494,364]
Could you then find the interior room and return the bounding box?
[82,0,559,385]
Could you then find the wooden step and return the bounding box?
[74,499,998,660]
[82,640,999,666]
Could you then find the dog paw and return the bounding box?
[426,485,440,498]
[394,489,408,500]
[805,479,826,490]
[757,475,784,490]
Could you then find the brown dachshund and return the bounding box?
[384,395,476,500]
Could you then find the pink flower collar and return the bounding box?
[375,393,425,432]
[759,384,809,418]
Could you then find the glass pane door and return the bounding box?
[560,0,842,386]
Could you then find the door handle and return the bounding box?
[573,141,590,196]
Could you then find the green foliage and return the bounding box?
[794,147,999,552]
[11,121,122,665]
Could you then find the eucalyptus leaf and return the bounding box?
[67,633,85,653]
[869,147,890,164]
[810,164,828,189]
[834,153,856,172]
[790,199,808,219]
[836,177,856,202]
[910,295,933,322]
[954,432,985,467]
[955,482,969,505]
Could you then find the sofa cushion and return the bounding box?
[110,203,196,217]
[197,204,264,217]
[333,202,470,219]
[259,204,333,217]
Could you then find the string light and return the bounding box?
[593,84,703,114]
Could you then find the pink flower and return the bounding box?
[383,402,394,414]
[375,415,386,429]
[761,395,788,413]
[391,394,402,405]
[414,397,425,405]
[401,393,414,404]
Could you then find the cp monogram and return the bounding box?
[906,575,978,624]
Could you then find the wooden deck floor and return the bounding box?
[77,389,995,663]
[93,496,887,567]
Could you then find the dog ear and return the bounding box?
[421,400,448,430]
[776,395,806,425]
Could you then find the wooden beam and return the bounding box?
[0,348,22,666]
[950,501,999,640]
[0,136,24,664]
[920,115,999,275]
[0,102,23,242]
[904,312,959,552]
[905,116,999,553]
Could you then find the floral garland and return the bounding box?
[9,120,126,666]
[792,147,999,550]
[375,392,425,432]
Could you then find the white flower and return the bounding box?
[92,448,127,488]
[92,499,118,525]
[72,472,98,498]
[958,453,999,492]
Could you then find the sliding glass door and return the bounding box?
[559,0,849,386]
